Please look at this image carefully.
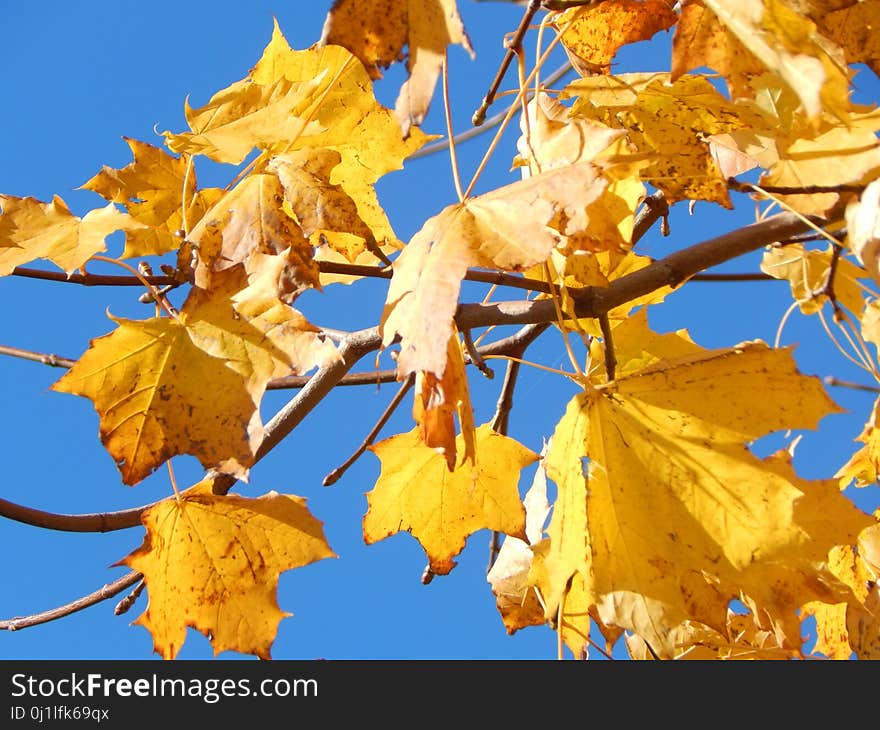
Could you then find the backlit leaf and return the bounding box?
[365,425,538,575]
[123,479,335,659]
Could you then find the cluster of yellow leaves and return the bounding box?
[3,0,880,660]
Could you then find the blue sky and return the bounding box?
[1,2,878,661]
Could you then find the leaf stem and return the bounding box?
[322,373,415,486]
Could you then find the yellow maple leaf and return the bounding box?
[564,73,768,206]
[760,242,867,315]
[251,23,430,181]
[162,73,324,165]
[412,328,476,471]
[836,394,880,488]
[52,269,338,485]
[516,93,646,252]
[122,479,335,659]
[80,137,222,259]
[540,324,870,656]
[321,0,474,136]
[553,0,678,76]
[845,179,880,286]
[759,109,880,216]
[381,162,608,378]
[0,195,144,276]
[818,0,880,76]
[365,425,538,575]
[268,149,397,263]
[700,0,851,119]
[802,523,880,659]
[672,0,768,100]
[188,172,321,302]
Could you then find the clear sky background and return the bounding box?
[1,2,878,661]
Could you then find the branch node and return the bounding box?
[463,329,494,379]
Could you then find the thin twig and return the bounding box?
[824,376,880,393]
[728,179,866,196]
[0,572,142,631]
[818,243,845,321]
[0,341,399,390]
[323,373,415,486]
[12,266,177,287]
[411,62,572,160]
[487,358,522,572]
[472,0,543,126]
[598,312,616,382]
[463,329,495,379]
[0,344,75,369]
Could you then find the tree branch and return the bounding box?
[454,212,821,330]
[0,571,142,631]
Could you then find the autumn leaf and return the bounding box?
[0,195,144,276]
[123,479,335,659]
[564,73,768,206]
[539,327,870,656]
[268,149,396,263]
[381,162,608,378]
[760,242,867,315]
[321,0,474,137]
[365,425,538,575]
[487,457,552,636]
[802,522,880,659]
[553,0,678,76]
[251,23,430,181]
[412,328,476,470]
[188,172,321,302]
[80,137,222,259]
[759,109,880,216]
[672,0,767,100]
[845,179,880,286]
[699,0,851,119]
[162,74,324,165]
[818,0,880,76]
[52,269,338,485]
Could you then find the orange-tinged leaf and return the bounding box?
[760,243,867,315]
[541,335,870,656]
[672,0,767,100]
[51,270,338,485]
[553,0,678,76]
[818,0,880,75]
[0,195,144,276]
[188,172,320,301]
[802,532,880,659]
[80,138,223,259]
[564,73,769,206]
[701,0,851,118]
[268,149,395,263]
[412,329,476,470]
[252,23,430,180]
[365,425,538,575]
[123,479,335,659]
[381,162,608,378]
[321,0,474,136]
